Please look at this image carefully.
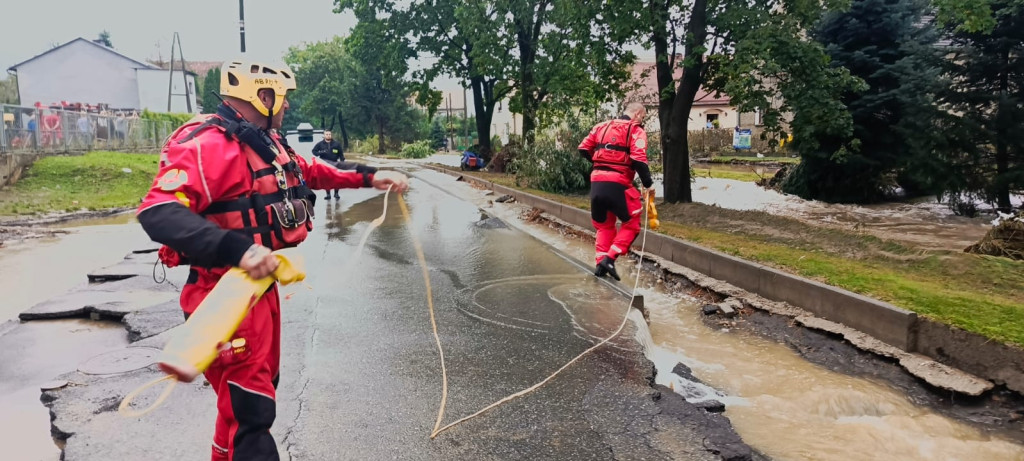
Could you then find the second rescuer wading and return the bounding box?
[577,102,654,281]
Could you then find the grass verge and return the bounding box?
[691,168,765,183]
[0,151,159,215]
[709,155,801,164]
[445,165,1024,347]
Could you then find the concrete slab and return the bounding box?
[797,316,993,396]
[122,301,184,342]
[41,367,215,461]
[87,261,154,282]
[20,290,178,320]
[817,290,916,351]
[915,318,1024,394]
[757,266,824,314]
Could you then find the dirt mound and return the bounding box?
[965,212,1024,260]
[488,141,523,173]
[757,165,789,191]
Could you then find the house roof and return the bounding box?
[7,38,159,72]
[149,60,223,77]
[626,60,732,107]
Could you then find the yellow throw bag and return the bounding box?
[158,248,306,383]
[646,195,660,230]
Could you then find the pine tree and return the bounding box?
[200,68,222,114]
[430,119,446,150]
[939,0,1024,212]
[784,0,943,202]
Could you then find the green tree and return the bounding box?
[620,0,860,203]
[938,0,1024,212]
[285,36,349,129]
[292,3,423,155]
[499,0,636,143]
[430,119,446,149]
[0,75,18,105]
[781,0,944,202]
[200,67,221,114]
[406,0,512,156]
[95,31,113,48]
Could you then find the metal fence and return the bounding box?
[0,104,175,154]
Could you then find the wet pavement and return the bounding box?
[14,179,749,460]
[5,161,1023,460]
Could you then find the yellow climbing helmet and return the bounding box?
[220,60,296,117]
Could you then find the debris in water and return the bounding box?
[965,210,1024,260]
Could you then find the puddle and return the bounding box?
[0,319,128,461]
[0,217,153,322]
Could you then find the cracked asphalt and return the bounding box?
[31,174,752,460]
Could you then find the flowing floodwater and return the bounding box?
[472,186,1024,460]
[634,288,1024,460]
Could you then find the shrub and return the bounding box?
[399,140,433,159]
[516,138,591,194]
[354,135,379,155]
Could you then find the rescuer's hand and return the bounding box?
[238,244,279,280]
[643,187,655,200]
[371,170,410,194]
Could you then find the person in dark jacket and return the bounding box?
[312,130,344,200]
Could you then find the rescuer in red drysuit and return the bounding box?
[136,59,409,461]
[577,102,655,281]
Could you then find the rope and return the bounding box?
[342,186,392,275]
[396,194,450,437]
[395,184,651,439]
[118,375,177,418]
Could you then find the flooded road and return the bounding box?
[4,165,1022,459]
[0,213,149,322]
[409,167,1024,460]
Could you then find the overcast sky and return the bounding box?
[2,0,472,88]
[3,0,656,99]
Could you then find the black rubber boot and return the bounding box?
[324,194,331,201]
[598,256,620,281]
[334,191,340,199]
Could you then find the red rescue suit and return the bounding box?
[578,116,653,265]
[137,109,374,461]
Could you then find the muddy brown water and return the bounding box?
[498,197,1024,461]
[692,162,781,178]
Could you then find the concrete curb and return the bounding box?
[425,165,1024,394]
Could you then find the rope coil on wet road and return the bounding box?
[395,186,652,439]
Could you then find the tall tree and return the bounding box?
[287,23,425,154]
[781,0,943,202]
[285,37,349,128]
[0,75,18,105]
[939,0,1024,212]
[406,0,512,156]
[626,0,860,203]
[200,67,221,114]
[499,0,636,143]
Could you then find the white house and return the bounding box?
[7,38,198,113]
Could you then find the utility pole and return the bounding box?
[167,33,193,113]
[239,0,246,53]
[463,84,469,147]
